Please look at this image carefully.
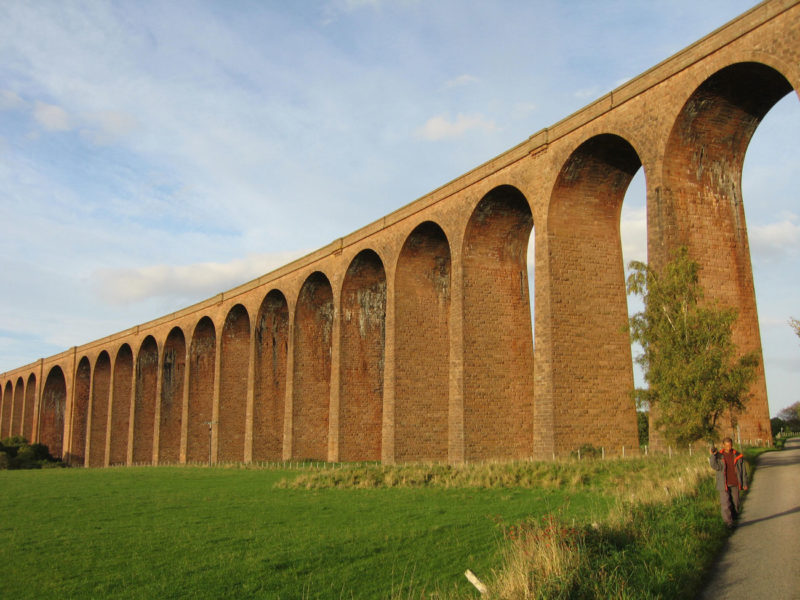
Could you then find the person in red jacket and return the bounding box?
[709,437,749,528]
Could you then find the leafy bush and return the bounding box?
[638,410,650,447]
[0,437,63,470]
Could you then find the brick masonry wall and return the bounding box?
[133,337,158,464]
[186,318,215,463]
[70,358,91,465]
[547,135,641,455]
[1,0,794,464]
[12,379,24,437]
[463,186,535,460]
[395,222,451,462]
[23,374,36,441]
[158,330,185,464]
[292,273,333,461]
[218,306,250,463]
[339,250,386,462]
[254,291,289,461]
[88,352,111,467]
[109,345,132,466]
[39,366,66,457]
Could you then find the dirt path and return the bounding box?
[700,437,800,599]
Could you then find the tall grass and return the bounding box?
[278,452,746,599]
[485,456,724,598]
[277,453,709,497]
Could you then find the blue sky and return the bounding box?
[0,0,798,416]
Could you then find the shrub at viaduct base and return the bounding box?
[2,0,794,466]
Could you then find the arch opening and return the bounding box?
[620,168,648,443]
[12,378,24,438]
[110,345,133,465]
[219,305,250,463]
[159,328,186,464]
[187,317,216,463]
[254,290,289,462]
[742,78,800,435]
[340,250,386,462]
[463,186,534,460]
[547,133,642,456]
[292,272,333,461]
[40,366,66,458]
[133,337,158,464]
[89,352,111,467]
[395,222,451,462]
[23,374,36,441]
[70,357,91,465]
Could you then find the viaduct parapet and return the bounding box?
[2,0,794,465]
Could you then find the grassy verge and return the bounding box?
[487,474,725,598]
[0,451,752,599]
[288,455,731,598]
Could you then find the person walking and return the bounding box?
[709,437,748,528]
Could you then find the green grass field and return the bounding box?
[0,465,611,599]
[2,449,758,599]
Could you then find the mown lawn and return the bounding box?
[0,466,611,599]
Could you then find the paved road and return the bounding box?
[700,438,800,599]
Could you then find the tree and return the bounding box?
[626,246,759,445]
[790,317,800,340]
[776,401,800,431]
[636,410,649,447]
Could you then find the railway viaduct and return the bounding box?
[1,0,794,466]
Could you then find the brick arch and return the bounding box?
[660,62,794,261]
[89,351,111,467]
[254,290,289,462]
[658,62,793,443]
[187,317,216,463]
[293,272,333,460]
[158,327,186,464]
[70,356,91,465]
[133,336,158,464]
[219,304,250,463]
[659,62,794,261]
[23,373,36,441]
[462,185,534,460]
[40,366,66,458]
[12,377,24,437]
[395,221,451,462]
[110,344,133,465]
[546,133,642,455]
[340,249,386,461]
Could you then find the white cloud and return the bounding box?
[444,74,479,89]
[92,250,309,306]
[415,113,497,141]
[0,90,25,110]
[749,216,800,259]
[32,101,72,131]
[80,110,138,145]
[620,207,647,266]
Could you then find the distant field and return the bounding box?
[0,465,611,598]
